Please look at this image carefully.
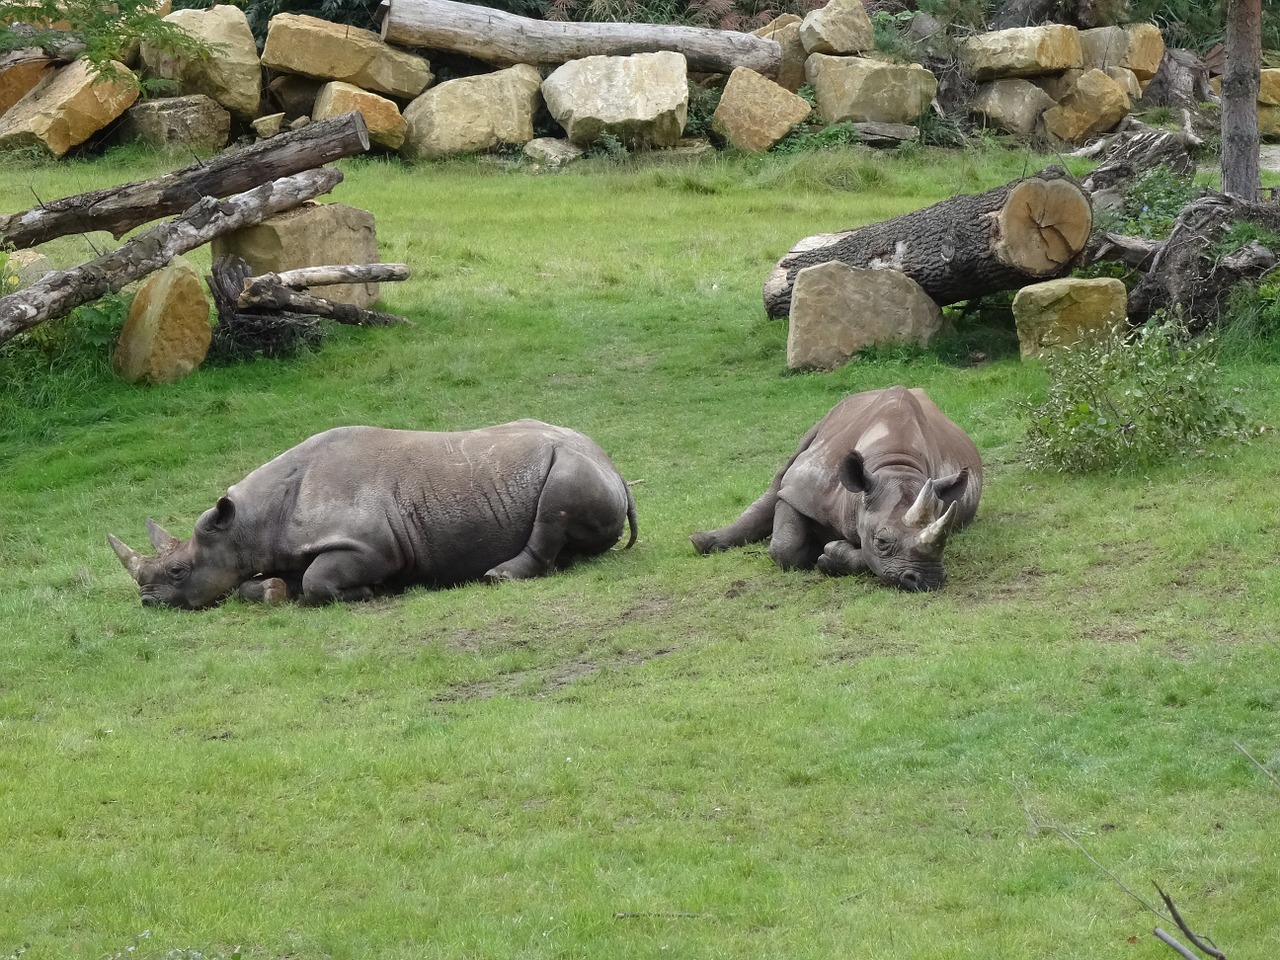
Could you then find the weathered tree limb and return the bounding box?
[242,263,409,294]
[1080,126,1197,198]
[0,111,369,250]
[0,168,344,347]
[1084,232,1162,269]
[237,282,410,326]
[209,256,324,362]
[763,166,1093,318]
[378,0,781,77]
[1128,192,1280,326]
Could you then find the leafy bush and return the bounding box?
[1120,164,1199,239]
[1022,314,1252,473]
[771,120,858,154]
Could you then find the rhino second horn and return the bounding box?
[146,517,181,554]
[108,533,147,580]
[903,479,942,528]
[917,502,957,549]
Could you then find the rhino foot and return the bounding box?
[816,540,867,578]
[689,531,723,555]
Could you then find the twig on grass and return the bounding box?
[1232,740,1280,789]
[1154,927,1206,960]
[1013,778,1169,922]
[1156,885,1226,960]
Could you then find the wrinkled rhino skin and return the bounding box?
[690,386,981,591]
[109,420,638,608]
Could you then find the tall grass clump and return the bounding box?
[1022,314,1252,472]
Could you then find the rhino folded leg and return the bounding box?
[767,501,827,571]
[238,575,300,605]
[690,489,779,555]
[300,549,394,605]
[816,540,868,578]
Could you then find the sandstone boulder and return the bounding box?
[210,203,381,308]
[543,51,688,149]
[754,16,806,93]
[1041,67,1129,142]
[112,257,211,385]
[139,5,261,119]
[1078,23,1164,81]
[712,66,811,152]
[402,63,542,159]
[787,262,943,370]
[120,94,231,152]
[1034,68,1084,101]
[261,13,434,102]
[1013,277,1126,359]
[523,136,585,167]
[806,54,936,125]
[959,24,1083,82]
[1105,66,1141,102]
[0,49,57,117]
[313,81,406,150]
[800,0,874,56]
[0,59,139,157]
[1259,68,1280,107]
[971,78,1055,135]
[252,112,286,139]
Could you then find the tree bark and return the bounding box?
[0,111,370,250]
[1080,125,1197,196]
[0,168,344,347]
[763,166,1093,318]
[237,280,410,326]
[378,0,781,77]
[209,256,324,363]
[1221,0,1262,200]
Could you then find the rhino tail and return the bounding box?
[623,481,639,549]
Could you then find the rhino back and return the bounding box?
[226,423,576,583]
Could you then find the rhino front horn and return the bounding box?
[108,533,146,580]
[903,479,943,528]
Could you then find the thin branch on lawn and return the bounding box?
[1155,884,1226,960]
[1012,778,1170,923]
[1232,740,1280,789]
[1154,927,1207,960]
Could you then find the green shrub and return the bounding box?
[771,120,857,155]
[1221,277,1280,362]
[1121,164,1198,239]
[1022,314,1252,473]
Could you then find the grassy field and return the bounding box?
[2,143,1279,960]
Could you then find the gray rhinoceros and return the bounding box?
[109,420,638,608]
[690,386,981,591]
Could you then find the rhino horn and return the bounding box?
[146,517,181,554]
[916,502,957,549]
[107,533,147,580]
[903,479,942,527]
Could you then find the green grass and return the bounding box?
[2,144,1280,960]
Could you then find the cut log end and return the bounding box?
[995,177,1093,276]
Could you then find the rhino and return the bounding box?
[690,386,982,592]
[109,420,637,609]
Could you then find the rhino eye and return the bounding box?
[167,563,189,581]
[873,535,893,556]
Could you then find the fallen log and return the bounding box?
[237,279,411,326]
[0,168,344,347]
[209,256,323,362]
[763,165,1093,318]
[378,0,781,77]
[0,111,369,250]
[241,263,409,296]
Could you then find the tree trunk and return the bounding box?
[763,166,1093,318]
[0,168,344,347]
[0,111,370,250]
[237,279,411,326]
[1127,193,1280,327]
[1080,126,1196,196]
[378,0,781,77]
[209,257,324,363]
[1221,0,1262,200]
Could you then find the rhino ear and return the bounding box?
[145,518,181,554]
[933,467,971,504]
[196,497,237,534]
[837,451,872,494]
